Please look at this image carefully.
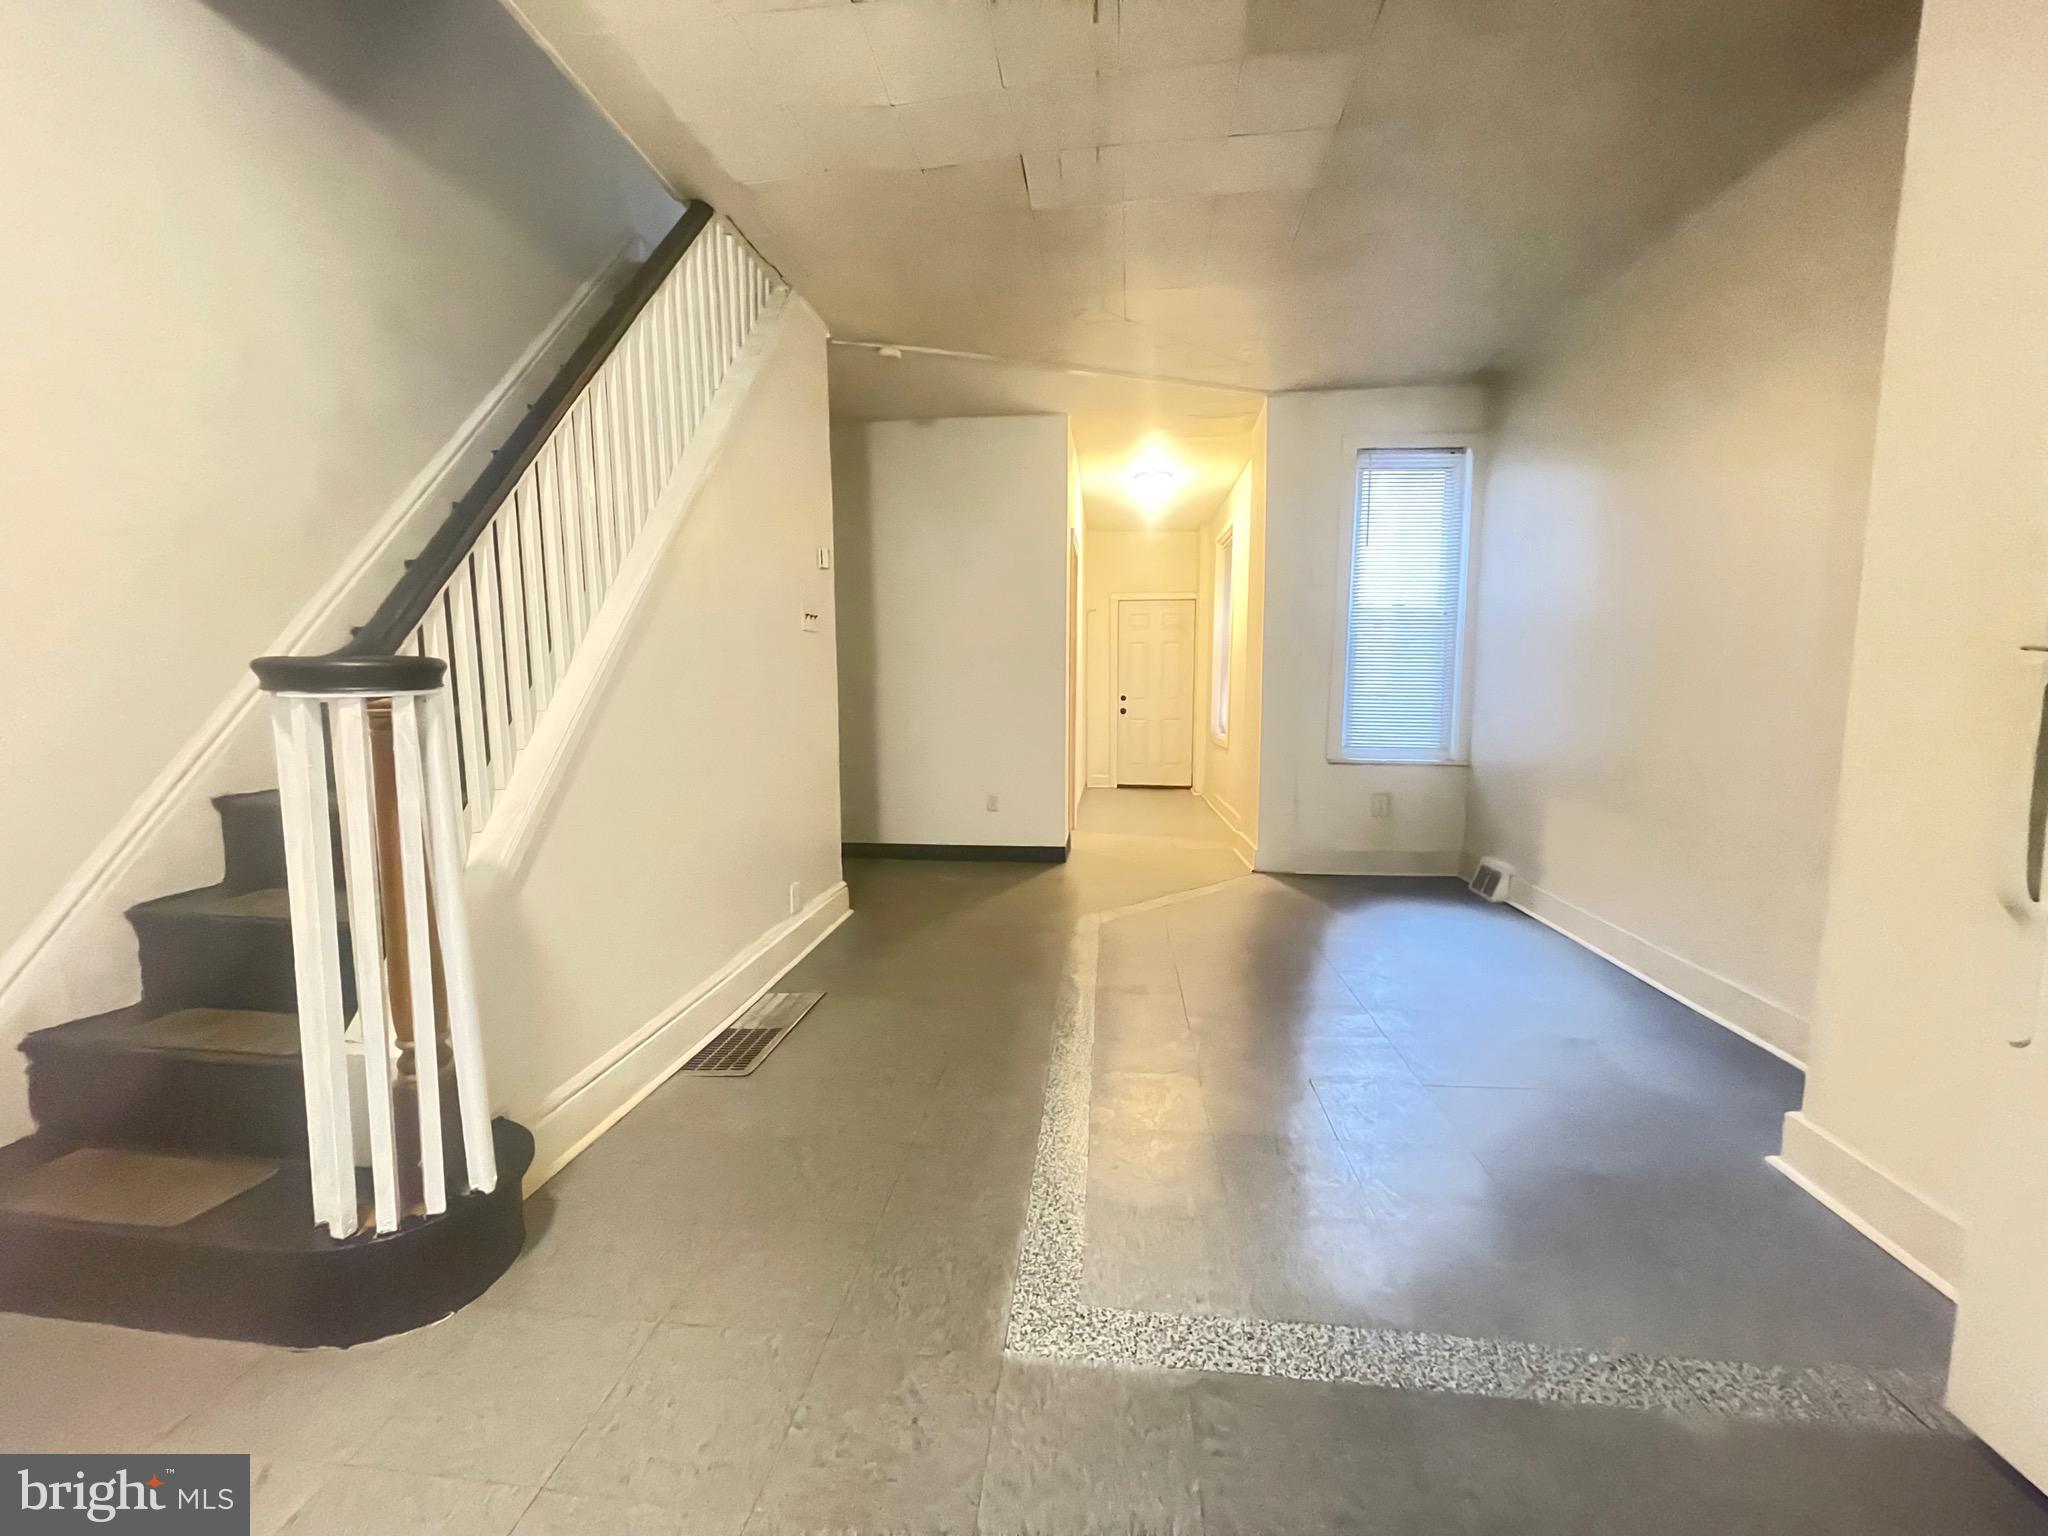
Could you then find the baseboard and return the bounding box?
[1255,844,1463,877]
[1505,878,1808,1066]
[1195,790,1256,871]
[842,842,1070,864]
[1086,775,1114,789]
[1771,1111,1964,1297]
[521,882,852,1189]
[0,241,642,1146]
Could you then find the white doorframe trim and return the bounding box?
[1109,592,1197,788]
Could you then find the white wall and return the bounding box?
[470,301,844,1177]
[833,416,1072,850]
[1258,387,1488,874]
[1785,1,2048,1291]
[0,0,669,959]
[1197,429,1267,861]
[1464,67,1912,1061]
[1084,529,1201,786]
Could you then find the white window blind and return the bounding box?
[1337,448,1470,761]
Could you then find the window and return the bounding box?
[1211,528,1234,742]
[1335,447,1471,762]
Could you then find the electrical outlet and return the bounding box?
[986,794,1000,813]
[789,880,802,915]
[801,609,820,632]
[1370,792,1394,819]
[817,546,833,570]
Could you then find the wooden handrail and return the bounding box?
[252,201,715,696]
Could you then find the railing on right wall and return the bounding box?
[252,206,784,1238]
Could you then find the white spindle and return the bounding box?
[331,697,402,1233]
[388,695,447,1216]
[446,566,493,831]
[685,242,709,436]
[551,439,589,649]
[271,696,358,1237]
[498,512,534,750]
[422,691,497,1193]
[474,535,512,792]
[515,476,551,713]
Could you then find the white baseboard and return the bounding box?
[0,243,642,1146]
[1504,878,1809,1067]
[1771,1111,1964,1297]
[1196,790,1256,871]
[521,882,851,1190]
[1255,844,1463,877]
[1086,774,1114,789]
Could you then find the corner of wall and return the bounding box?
[1771,1110,1965,1298]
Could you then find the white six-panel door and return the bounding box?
[1115,597,1195,787]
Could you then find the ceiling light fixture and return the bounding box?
[1127,451,1185,520]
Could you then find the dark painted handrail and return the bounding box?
[252,202,716,696]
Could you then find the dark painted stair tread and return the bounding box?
[0,1122,534,1346]
[131,884,296,924]
[27,1006,298,1062]
[0,1147,278,1227]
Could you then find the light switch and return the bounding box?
[801,609,820,632]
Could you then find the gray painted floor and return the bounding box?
[5,790,2044,1533]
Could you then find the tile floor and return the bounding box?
[4,788,2044,1533]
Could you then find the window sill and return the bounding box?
[1325,755,1469,768]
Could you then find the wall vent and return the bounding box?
[1469,858,1514,904]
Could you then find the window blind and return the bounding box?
[1338,447,1469,761]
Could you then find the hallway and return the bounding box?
[5,810,2044,1533]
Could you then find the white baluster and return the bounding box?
[446,565,494,831]
[422,691,497,1194]
[388,695,447,1216]
[685,241,709,436]
[474,528,512,791]
[551,438,590,651]
[270,696,358,1238]
[499,507,535,750]
[656,274,683,482]
[515,474,551,712]
[636,311,661,522]
[331,697,402,1233]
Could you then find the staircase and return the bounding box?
[0,786,532,1346]
[0,203,781,1346]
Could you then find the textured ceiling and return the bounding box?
[511,0,1918,392]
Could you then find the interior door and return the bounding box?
[1117,598,1194,787]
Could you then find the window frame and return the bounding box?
[1210,524,1235,747]
[1324,434,1482,767]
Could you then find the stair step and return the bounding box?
[0,1146,278,1227]
[30,1005,299,1060]
[129,884,350,1015]
[0,1120,533,1347]
[24,1006,306,1159]
[213,789,343,894]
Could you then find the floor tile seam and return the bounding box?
[339,1318,657,1491]
[147,1346,275,1453]
[1008,894,1962,1436]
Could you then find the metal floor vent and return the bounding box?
[678,991,823,1076]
